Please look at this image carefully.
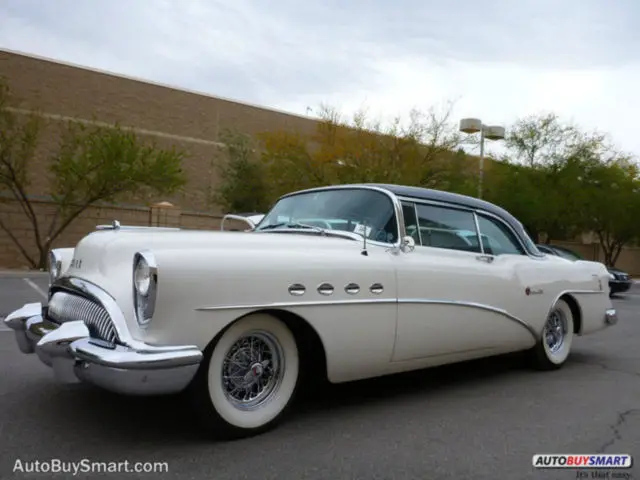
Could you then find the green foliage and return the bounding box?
[487,112,640,265]
[213,129,271,213]
[256,102,473,199]
[0,77,187,269]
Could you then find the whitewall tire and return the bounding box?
[530,298,574,370]
[191,313,300,439]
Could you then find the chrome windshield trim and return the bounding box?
[262,185,406,248]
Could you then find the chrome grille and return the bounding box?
[47,291,119,344]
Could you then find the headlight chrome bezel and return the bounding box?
[48,250,63,285]
[133,251,158,327]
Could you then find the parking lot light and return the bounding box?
[459,118,505,199]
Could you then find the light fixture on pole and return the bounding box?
[459,118,505,199]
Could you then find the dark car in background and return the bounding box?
[536,244,633,296]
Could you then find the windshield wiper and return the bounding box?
[257,222,326,234]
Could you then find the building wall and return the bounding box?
[0,49,319,211]
[0,49,321,268]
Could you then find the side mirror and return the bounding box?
[400,235,415,253]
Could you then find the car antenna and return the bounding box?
[361,220,368,256]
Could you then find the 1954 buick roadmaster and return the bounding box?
[5,184,618,439]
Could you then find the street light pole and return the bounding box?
[459,118,505,200]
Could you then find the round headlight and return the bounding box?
[48,250,61,284]
[134,257,151,296]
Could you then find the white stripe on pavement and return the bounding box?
[23,278,47,299]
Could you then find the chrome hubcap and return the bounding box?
[221,331,284,410]
[545,308,567,354]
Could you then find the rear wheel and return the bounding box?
[191,313,300,439]
[530,298,574,370]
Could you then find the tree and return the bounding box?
[257,101,472,197]
[212,129,271,213]
[0,78,187,269]
[505,112,580,166]
[577,153,640,267]
[488,113,619,244]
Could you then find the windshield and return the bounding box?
[256,188,399,244]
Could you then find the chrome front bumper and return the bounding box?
[4,302,203,395]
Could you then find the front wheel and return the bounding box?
[190,313,300,439]
[529,298,574,370]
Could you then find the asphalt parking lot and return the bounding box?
[0,272,639,480]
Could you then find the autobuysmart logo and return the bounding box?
[533,454,633,468]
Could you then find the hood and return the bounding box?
[64,229,363,283]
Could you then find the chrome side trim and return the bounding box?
[52,276,198,354]
[196,297,536,338]
[472,212,485,255]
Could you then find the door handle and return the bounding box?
[476,254,494,263]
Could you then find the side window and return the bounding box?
[476,214,525,255]
[401,202,421,244]
[415,204,481,253]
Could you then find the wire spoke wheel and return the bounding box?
[221,331,285,410]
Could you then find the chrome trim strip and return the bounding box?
[52,276,198,354]
[412,202,423,246]
[196,297,537,338]
[472,212,485,255]
[197,298,395,311]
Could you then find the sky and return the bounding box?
[1,0,640,158]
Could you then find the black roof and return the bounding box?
[368,184,510,218]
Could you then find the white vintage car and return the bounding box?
[5,184,617,439]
